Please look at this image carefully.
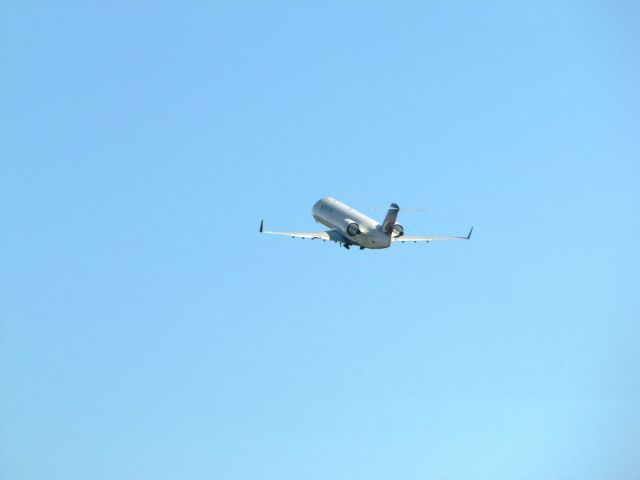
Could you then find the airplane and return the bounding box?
[259,196,472,250]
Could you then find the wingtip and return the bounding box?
[467,226,474,239]
[259,220,264,233]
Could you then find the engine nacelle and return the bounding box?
[346,222,361,236]
[393,224,404,237]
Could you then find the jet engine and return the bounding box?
[393,224,404,237]
[346,222,361,236]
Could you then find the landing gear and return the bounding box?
[342,243,350,249]
[360,246,365,250]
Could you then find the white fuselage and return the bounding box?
[312,197,392,249]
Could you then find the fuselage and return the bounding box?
[312,197,392,249]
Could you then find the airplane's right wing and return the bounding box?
[393,227,473,243]
[259,221,344,243]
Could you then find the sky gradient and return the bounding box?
[1,2,639,479]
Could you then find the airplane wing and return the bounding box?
[393,227,473,243]
[259,220,343,243]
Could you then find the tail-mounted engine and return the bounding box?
[346,222,361,236]
[392,224,404,238]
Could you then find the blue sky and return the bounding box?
[1,1,639,479]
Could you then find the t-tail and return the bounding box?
[382,203,400,235]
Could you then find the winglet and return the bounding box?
[466,227,474,239]
[259,220,264,233]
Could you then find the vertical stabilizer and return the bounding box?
[382,203,400,234]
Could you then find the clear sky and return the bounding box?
[1,1,639,479]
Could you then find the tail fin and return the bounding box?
[382,203,400,234]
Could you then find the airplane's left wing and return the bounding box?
[259,220,341,242]
[393,227,473,243]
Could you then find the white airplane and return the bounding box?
[260,196,472,250]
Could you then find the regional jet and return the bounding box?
[260,197,472,250]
